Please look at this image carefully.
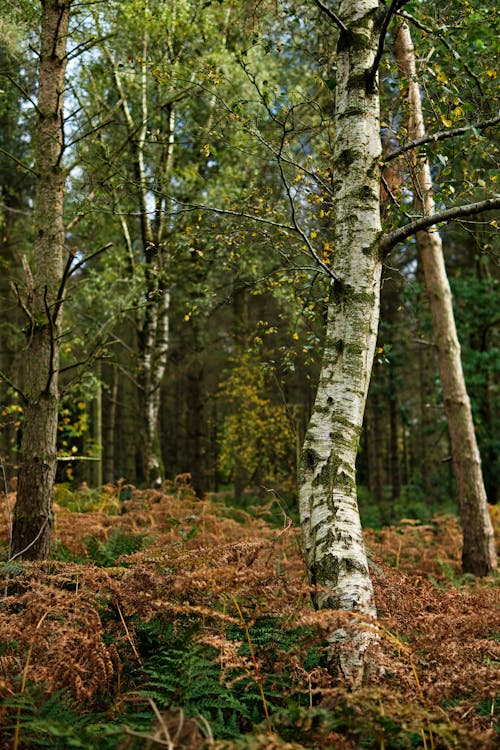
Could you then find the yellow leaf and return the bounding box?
[440,115,452,128]
[292,332,299,340]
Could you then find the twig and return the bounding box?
[8,517,50,562]
[67,242,113,278]
[0,146,37,176]
[231,595,271,731]
[0,369,26,402]
[367,1,410,94]
[312,0,348,34]
[384,115,500,163]
[116,602,142,664]
[398,10,484,96]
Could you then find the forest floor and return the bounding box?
[0,478,498,749]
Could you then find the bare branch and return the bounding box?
[67,242,113,278]
[312,0,348,34]
[66,190,96,231]
[10,280,35,336]
[381,197,500,254]
[366,0,410,94]
[3,73,41,116]
[384,115,500,163]
[171,198,296,233]
[65,118,114,151]
[275,123,336,281]
[0,370,26,402]
[0,146,37,176]
[65,34,113,61]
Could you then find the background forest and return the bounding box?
[0,0,499,747]
[0,0,498,518]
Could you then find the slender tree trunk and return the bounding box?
[232,283,250,498]
[103,366,118,484]
[88,369,103,487]
[11,0,71,560]
[298,0,382,684]
[100,23,172,488]
[366,393,385,509]
[393,23,497,575]
[388,364,401,504]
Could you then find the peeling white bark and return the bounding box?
[299,0,382,684]
[108,29,172,486]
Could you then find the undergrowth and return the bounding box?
[0,479,498,749]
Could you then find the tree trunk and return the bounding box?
[103,366,118,484]
[105,33,173,488]
[387,374,400,508]
[11,0,70,560]
[298,0,382,684]
[393,23,497,575]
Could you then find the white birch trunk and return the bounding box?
[393,23,497,576]
[107,28,172,488]
[299,0,382,684]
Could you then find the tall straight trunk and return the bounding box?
[365,393,385,509]
[388,367,401,504]
[299,0,382,684]
[393,23,496,575]
[11,0,71,560]
[88,372,103,487]
[100,23,173,488]
[103,366,118,484]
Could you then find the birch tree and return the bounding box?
[298,0,500,682]
[100,26,174,488]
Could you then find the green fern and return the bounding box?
[134,635,264,739]
[1,685,123,749]
[84,528,149,567]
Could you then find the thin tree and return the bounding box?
[392,20,497,576]
[10,0,72,560]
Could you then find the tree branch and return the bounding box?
[0,370,26,402]
[366,0,409,94]
[170,198,296,233]
[312,0,348,34]
[384,115,500,163]
[398,10,484,96]
[381,197,500,254]
[0,146,37,176]
[67,242,113,278]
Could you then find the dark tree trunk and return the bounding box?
[11,0,71,560]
